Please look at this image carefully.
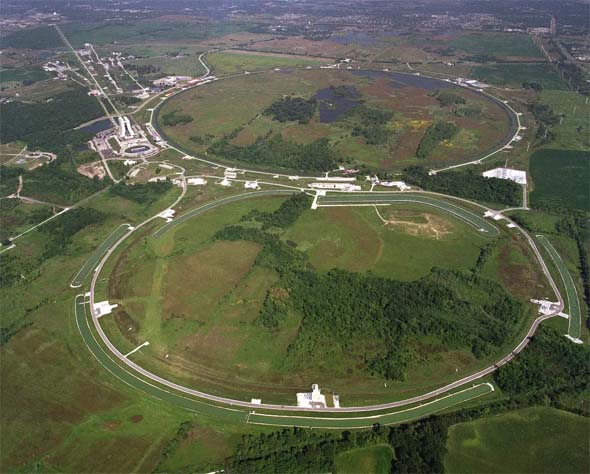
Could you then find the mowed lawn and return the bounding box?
[444,407,590,474]
[335,444,394,474]
[530,149,589,211]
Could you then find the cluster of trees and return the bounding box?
[494,327,590,400]
[403,166,521,206]
[344,106,394,145]
[275,267,520,380]
[523,81,543,91]
[241,193,311,229]
[161,110,193,127]
[436,90,466,107]
[528,102,559,144]
[110,181,172,205]
[415,121,457,158]
[208,134,338,172]
[125,64,160,75]
[264,96,317,124]
[224,417,448,474]
[0,87,103,144]
[153,421,194,473]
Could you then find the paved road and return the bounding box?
[317,192,500,237]
[80,189,565,417]
[537,235,581,339]
[70,224,132,288]
[74,293,493,427]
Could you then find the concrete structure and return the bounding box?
[531,299,561,315]
[483,167,527,185]
[296,384,327,408]
[152,75,192,88]
[187,177,207,186]
[378,180,410,191]
[94,300,118,317]
[316,177,357,183]
[309,182,362,192]
[158,208,175,222]
[244,181,260,190]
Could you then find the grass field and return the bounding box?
[444,407,590,473]
[470,64,567,89]
[207,51,327,75]
[537,235,582,339]
[334,444,394,473]
[156,68,511,172]
[449,33,543,58]
[539,90,590,151]
[529,149,589,211]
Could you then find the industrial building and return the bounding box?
[482,168,527,185]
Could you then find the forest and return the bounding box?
[342,106,394,145]
[110,181,173,205]
[415,121,458,158]
[403,166,521,206]
[160,110,193,127]
[213,195,522,380]
[0,87,103,144]
[208,134,338,171]
[264,96,317,124]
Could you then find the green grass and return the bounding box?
[0,68,50,85]
[539,90,590,151]
[335,444,394,473]
[470,64,567,89]
[529,149,589,211]
[537,235,582,338]
[444,407,590,473]
[207,51,326,75]
[450,33,543,58]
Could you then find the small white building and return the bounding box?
[378,180,410,191]
[219,178,232,187]
[296,384,327,408]
[483,168,527,185]
[244,181,260,190]
[309,182,361,192]
[187,177,207,186]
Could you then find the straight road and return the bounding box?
[70,223,132,288]
[537,235,582,339]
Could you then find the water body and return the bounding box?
[314,85,361,123]
[78,118,113,134]
[125,145,150,153]
[352,70,452,91]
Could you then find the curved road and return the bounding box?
[83,188,564,416]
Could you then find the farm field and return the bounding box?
[156,68,511,172]
[206,51,328,75]
[529,149,589,211]
[104,192,539,405]
[449,32,543,58]
[335,444,394,474]
[444,407,590,473]
[470,64,567,89]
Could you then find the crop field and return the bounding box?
[449,33,543,58]
[207,51,328,75]
[156,68,511,172]
[335,444,394,473]
[102,190,539,406]
[444,407,590,473]
[470,64,567,89]
[529,149,589,211]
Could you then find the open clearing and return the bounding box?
[156,68,511,171]
[335,444,394,474]
[444,407,590,473]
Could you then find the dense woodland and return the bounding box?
[403,166,522,206]
[110,181,173,205]
[0,87,103,144]
[342,106,394,145]
[415,121,458,158]
[264,96,317,124]
[161,110,193,127]
[214,194,522,380]
[208,134,338,171]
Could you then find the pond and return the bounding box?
[314,85,361,123]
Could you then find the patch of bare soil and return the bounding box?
[77,161,106,180]
[381,209,454,239]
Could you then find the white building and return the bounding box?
[187,177,207,186]
[483,168,527,185]
[244,181,260,190]
[296,384,327,408]
[378,180,410,191]
[309,182,361,192]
